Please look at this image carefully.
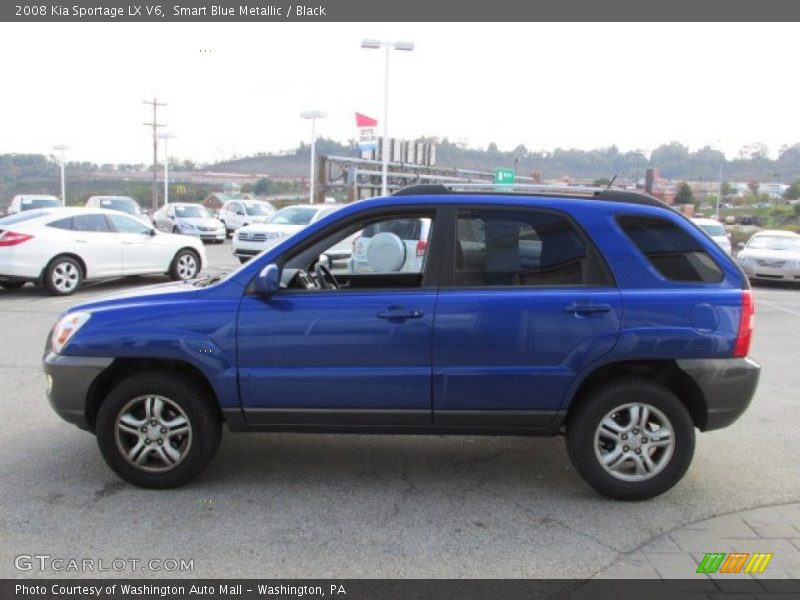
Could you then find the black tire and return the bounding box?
[220,221,230,237]
[0,281,25,289]
[95,371,222,489]
[43,255,83,296]
[172,226,179,234]
[238,256,250,264]
[566,378,695,501]
[169,249,200,281]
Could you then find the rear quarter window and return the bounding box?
[617,215,724,283]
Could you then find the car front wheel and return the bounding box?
[169,249,200,281]
[95,371,222,488]
[566,378,695,501]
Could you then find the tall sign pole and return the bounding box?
[143,98,167,212]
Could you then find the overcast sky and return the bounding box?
[0,22,796,165]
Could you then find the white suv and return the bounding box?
[232,203,342,263]
[218,200,276,236]
[349,218,432,273]
[6,194,63,215]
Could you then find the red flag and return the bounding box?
[355,112,378,127]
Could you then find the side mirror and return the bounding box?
[254,263,280,296]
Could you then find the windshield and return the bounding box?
[21,198,61,210]
[270,206,317,225]
[746,235,800,251]
[98,197,141,214]
[0,209,52,226]
[244,202,273,216]
[174,205,211,219]
[698,223,726,237]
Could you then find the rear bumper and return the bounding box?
[676,357,760,431]
[43,353,113,431]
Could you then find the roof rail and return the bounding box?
[392,182,668,208]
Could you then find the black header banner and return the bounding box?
[3,0,799,22]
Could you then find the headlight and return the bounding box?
[737,254,753,263]
[178,222,195,231]
[51,312,91,354]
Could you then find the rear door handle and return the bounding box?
[564,302,612,315]
[376,307,425,320]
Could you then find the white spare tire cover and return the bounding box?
[366,232,406,272]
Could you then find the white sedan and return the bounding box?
[0,208,206,295]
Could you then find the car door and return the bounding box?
[69,214,123,278]
[236,208,443,427]
[107,213,171,274]
[432,206,622,429]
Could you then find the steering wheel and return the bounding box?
[314,263,340,290]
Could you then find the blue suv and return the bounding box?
[44,185,759,500]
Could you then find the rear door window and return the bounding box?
[450,208,611,287]
[73,214,111,233]
[617,215,723,283]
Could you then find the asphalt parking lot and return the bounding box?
[1,240,798,579]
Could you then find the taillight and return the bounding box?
[733,289,754,358]
[416,239,428,257]
[0,231,34,247]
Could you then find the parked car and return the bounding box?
[218,199,277,236]
[152,203,225,243]
[348,217,432,273]
[0,208,206,295]
[43,185,759,500]
[691,217,732,254]
[736,229,800,284]
[6,194,63,215]
[85,196,150,226]
[232,203,343,263]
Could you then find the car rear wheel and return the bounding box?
[566,378,695,500]
[96,371,221,488]
[169,249,200,281]
[43,255,83,296]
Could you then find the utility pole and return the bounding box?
[143,98,167,212]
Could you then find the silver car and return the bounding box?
[152,203,226,243]
[736,230,800,283]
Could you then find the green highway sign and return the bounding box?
[494,168,516,185]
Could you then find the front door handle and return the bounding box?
[376,307,425,320]
[564,302,612,315]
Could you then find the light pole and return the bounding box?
[157,132,176,205]
[716,140,724,220]
[300,111,327,203]
[53,144,69,203]
[361,39,415,196]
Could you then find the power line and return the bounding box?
[143,97,167,211]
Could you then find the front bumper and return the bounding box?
[43,353,113,431]
[738,262,800,282]
[676,357,761,431]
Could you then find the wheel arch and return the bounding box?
[565,360,707,430]
[40,252,88,282]
[85,357,222,431]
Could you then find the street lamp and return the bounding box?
[361,38,415,196]
[716,140,724,220]
[157,132,176,205]
[300,111,327,203]
[53,144,69,203]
